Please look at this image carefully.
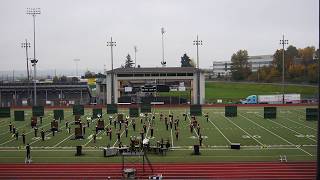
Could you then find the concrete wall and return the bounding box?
[105,72,205,104]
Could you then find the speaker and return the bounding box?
[193,145,200,155]
[230,143,240,149]
[225,106,237,117]
[76,146,82,156]
[264,107,277,119]
[75,128,83,139]
[306,108,318,121]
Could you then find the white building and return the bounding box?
[248,55,273,72]
[212,55,273,77]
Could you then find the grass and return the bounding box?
[205,82,318,103]
[150,82,317,103]
[0,106,317,163]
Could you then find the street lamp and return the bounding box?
[21,39,31,81]
[280,35,288,104]
[107,37,116,104]
[26,8,41,106]
[73,59,80,76]
[193,35,203,104]
[134,46,138,68]
[161,27,166,67]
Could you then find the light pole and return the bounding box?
[73,59,80,76]
[26,8,41,106]
[280,35,288,104]
[107,37,116,104]
[193,35,202,104]
[134,46,138,67]
[21,39,31,81]
[161,27,166,67]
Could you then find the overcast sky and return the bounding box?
[0,0,318,74]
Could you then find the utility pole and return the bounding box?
[161,27,166,67]
[280,35,288,104]
[26,8,41,106]
[134,46,138,67]
[107,37,116,104]
[193,35,202,104]
[73,59,80,76]
[21,39,31,81]
[257,63,260,82]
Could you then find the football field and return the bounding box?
[0,105,317,163]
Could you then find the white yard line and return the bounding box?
[52,133,74,147]
[0,120,52,146]
[239,113,313,156]
[187,115,199,138]
[81,111,109,147]
[208,118,231,144]
[255,113,317,143]
[83,131,102,147]
[0,147,313,152]
[0,114,54,136]
[221,115,264,146]
[51,111,99,147]
[170,128,174,147]
[168,109,174,147]
[112,119,132,147]
[29,132,52,145]
[279,114,317,131]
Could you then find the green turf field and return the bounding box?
[0,106,317,163]
[158,82,317,103]
[205,82,318,103]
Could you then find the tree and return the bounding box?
[71,77,79,82]
[298,46,315,66]
[307,63,318,83]
[272,49,283,73]
[315,48,319,59]
[288,64,304,79]
[230,50,251,80]
[60,76,67,82]
[124,54,134,68]
[286,45,299,57]
[53,76,59,83]
[84,70,95,78]
[272,46,298,76]
[180,53,195,67]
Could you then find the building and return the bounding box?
[248,55,273,71]
[212,55,273,77]
[96,67,205,105]
[0,82,92,106]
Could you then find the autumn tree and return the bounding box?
[288,64,304,79]
[307,63,318,83]
[298,46,316,72]
[230,50,251,80]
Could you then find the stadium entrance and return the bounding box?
[102,67,205,105]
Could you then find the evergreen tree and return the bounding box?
[124,54,134,68]
[180,53,194,67]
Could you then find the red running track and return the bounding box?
[0,162,316,179]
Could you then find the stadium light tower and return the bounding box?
[193,35,202,69]
[73,59,80,76]
[107,37,116,104]
[26,8,41,106]
[193,35,203,104]
[280,35,288,104]
[161,27,166,67]
[21,39,31,81]
[134,46,138,68]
